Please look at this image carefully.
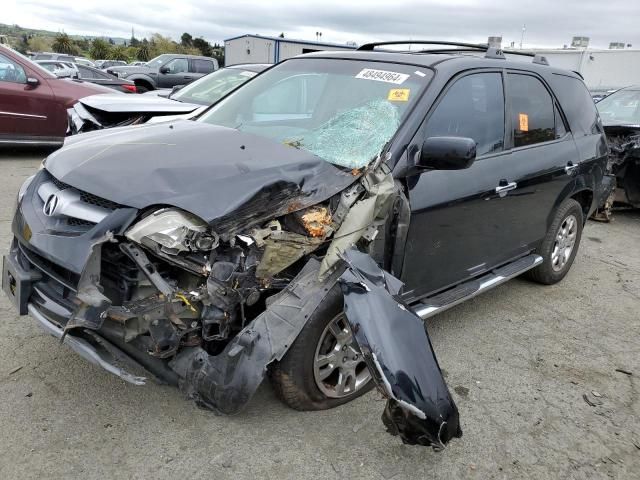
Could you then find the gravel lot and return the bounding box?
[1,150,639,480]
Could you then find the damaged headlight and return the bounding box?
[125,208,219,254]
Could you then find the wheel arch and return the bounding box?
[570,188,594,223]
[129,75,155,90]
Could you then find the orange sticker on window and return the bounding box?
[519,113,529,131]
[388,88,410,102]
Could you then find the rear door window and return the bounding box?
[77,65,96,79]
[424,72,505,156]
[507,74,555,147]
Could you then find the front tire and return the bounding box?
[527,198,583,285]
[270,285,373,410]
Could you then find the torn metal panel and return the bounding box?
[169,257,342,415]
[62,235,114,335]
[339,248,462,449]
[320,163,396,278]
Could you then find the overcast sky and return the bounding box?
[5,0,640,49]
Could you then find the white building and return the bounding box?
[530,48,640,91]
[224,34,356,66]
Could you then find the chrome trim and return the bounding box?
[27,303,146,385]
[0,110,47,119]
[414,254,543,320]
[495,181,517,197]
[0,138,61,145]
[37,181,110,224]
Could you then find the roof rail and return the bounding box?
[357,40,488,51]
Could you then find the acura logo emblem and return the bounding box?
[43,193,59,216]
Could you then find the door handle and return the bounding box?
[565,162,578,175]
[495,181,517,197]
[183,76,193,80]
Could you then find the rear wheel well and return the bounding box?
[570,189,593,222]
[134,79,154,91]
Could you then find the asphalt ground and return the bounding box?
[1,150,639,479]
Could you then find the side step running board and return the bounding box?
[413,254,543,320]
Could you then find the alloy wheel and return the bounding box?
[313,313,371,398]
[551,214,578,272]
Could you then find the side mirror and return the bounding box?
[159,66,170,74]
[26,77,40,87]
[171,84,184,94]
[419,136,476,170]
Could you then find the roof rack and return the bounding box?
[357,40,541,62]
[357,40,488,52]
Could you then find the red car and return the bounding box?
[0,45,115,147]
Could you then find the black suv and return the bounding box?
[106,54,219,92]
[2,41,609,448]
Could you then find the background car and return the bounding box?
[595,86,640,211]
[31,52,75,62]
[0,44,115,146]
[35,60,77,78]
[67,64,268,133]
[94,59,127,70]
[105,54,219,92]
[36,60,137,93]
[73,64,137,93]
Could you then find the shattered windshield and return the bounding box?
[172,68,260,106]
[597,89,640,125]
[198,58,432,168]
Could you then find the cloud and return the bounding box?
[5,0,640,49]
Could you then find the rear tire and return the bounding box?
[270,285,373,411]
[134,83,150,93]
[526,199,583,285]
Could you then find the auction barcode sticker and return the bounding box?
[355,68,410,84]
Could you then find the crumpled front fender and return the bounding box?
[339,247,462,449]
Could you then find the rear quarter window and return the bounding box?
[548,74,600,136]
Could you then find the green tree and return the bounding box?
[180,32,193,47]
[192,37,212,57]
[89,38,111,59]
[27,36,52,53]
[52,33,78,55]
[109,44,129,61]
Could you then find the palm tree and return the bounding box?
[89,38,111,60]
[109,45,129,61]
[52,33,77,55]
[136,43,150,62]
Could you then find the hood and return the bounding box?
[46,120,356,232]
[76,93,200,114]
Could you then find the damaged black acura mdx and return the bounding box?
[3,41,609,449]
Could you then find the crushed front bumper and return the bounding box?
[3,243,148,385]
